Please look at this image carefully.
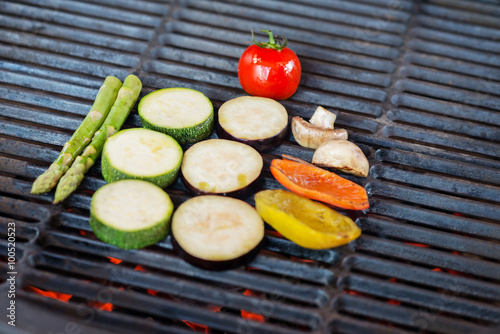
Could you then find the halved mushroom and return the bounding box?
[291,106,347,149]
[312,140,369,177]
[309,106,337,129]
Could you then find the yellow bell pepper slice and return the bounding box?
[255,189,361,249]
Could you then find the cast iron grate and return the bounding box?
[1,0,499,333]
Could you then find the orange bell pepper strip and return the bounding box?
[270,156,369,210]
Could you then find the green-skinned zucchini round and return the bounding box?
[101,128,182,188]
[90,179,173,249]
[138,88,214,144]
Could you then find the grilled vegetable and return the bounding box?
[309,106,337,128]
[216,96,288,151]
[291,106,347,149]
[255,190,361,249]
[31,76,122,194]
[238,29,301,100]
[138,88,214,144]
[171,195,264,270]
[181,139,263,197]
[312,140,369,177]
[270,156,369,210]
[101,128,183,188]
[54,75,142,203]
[90,179,173,249]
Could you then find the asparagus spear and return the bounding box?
[31,76,122,194]
[53,75,142,204]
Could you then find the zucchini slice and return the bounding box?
[138,88,214,144]
[171,195,264,270]
[101,128,183,188]
[90,179,173,249]
[181,139,263,196]
[217,96,288,151]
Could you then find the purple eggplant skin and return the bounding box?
[180,170,264,199]
[171,234,263,271]
[216,120,288,152]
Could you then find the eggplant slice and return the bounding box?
[181,139,263,196]
[217,96,288,151]
[171,195,265,270]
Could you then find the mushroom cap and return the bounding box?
[312,140,369,177]
[291,116,348,149]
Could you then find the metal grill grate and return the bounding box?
[1,0,499,333]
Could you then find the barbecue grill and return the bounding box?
[1,0,499,333]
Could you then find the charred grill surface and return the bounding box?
[0,0,499,333]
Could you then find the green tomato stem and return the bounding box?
[251,29,288,51]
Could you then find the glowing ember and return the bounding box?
[290,256,314,263]
[386,299,401,305]
[266,230,283,238]
[182,321,209,333]
[88,301,113,312]
[79,230,87,236]
[134,265,146,272]
[28,287,72,303]
[147,289,159,296]
[432,267,468,277]
[241,290,264,322]
[405,242,430,247]
[107,257,123,264]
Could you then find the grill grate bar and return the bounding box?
[0,70,98,100]
[344,254,500,302]
[173,13,401,59]
[375,149,500,184]
[16,0,163,27]
[404,52,500,80]
[413,27,500,53]
[371,165,500,203]
[391,94,500,125]
[369,199,500,241]
[387,109,499,141]
[340,273,500,323]
[0,30,140,67]
[1,0,500,333]
[383,125,499,158]
[409,40,500,67]
[336,294,496,334]
[416,15,500,40]
[0,1,155,40]
[228,0,411,25]
[0,45,131,80]
[421,3,500,29]
[395,79,500,111]
[183,1,404,46]
[368,181,500,220]
[329,315,416,334]
[42,231,331,307]
[401,65,500,94]
[0,104,85,130]
[34,251,323,329]
[359,216,500,261]
[0,14,148,54]
[356,236,500,281]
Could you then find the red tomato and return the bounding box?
[238,30,301,100]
